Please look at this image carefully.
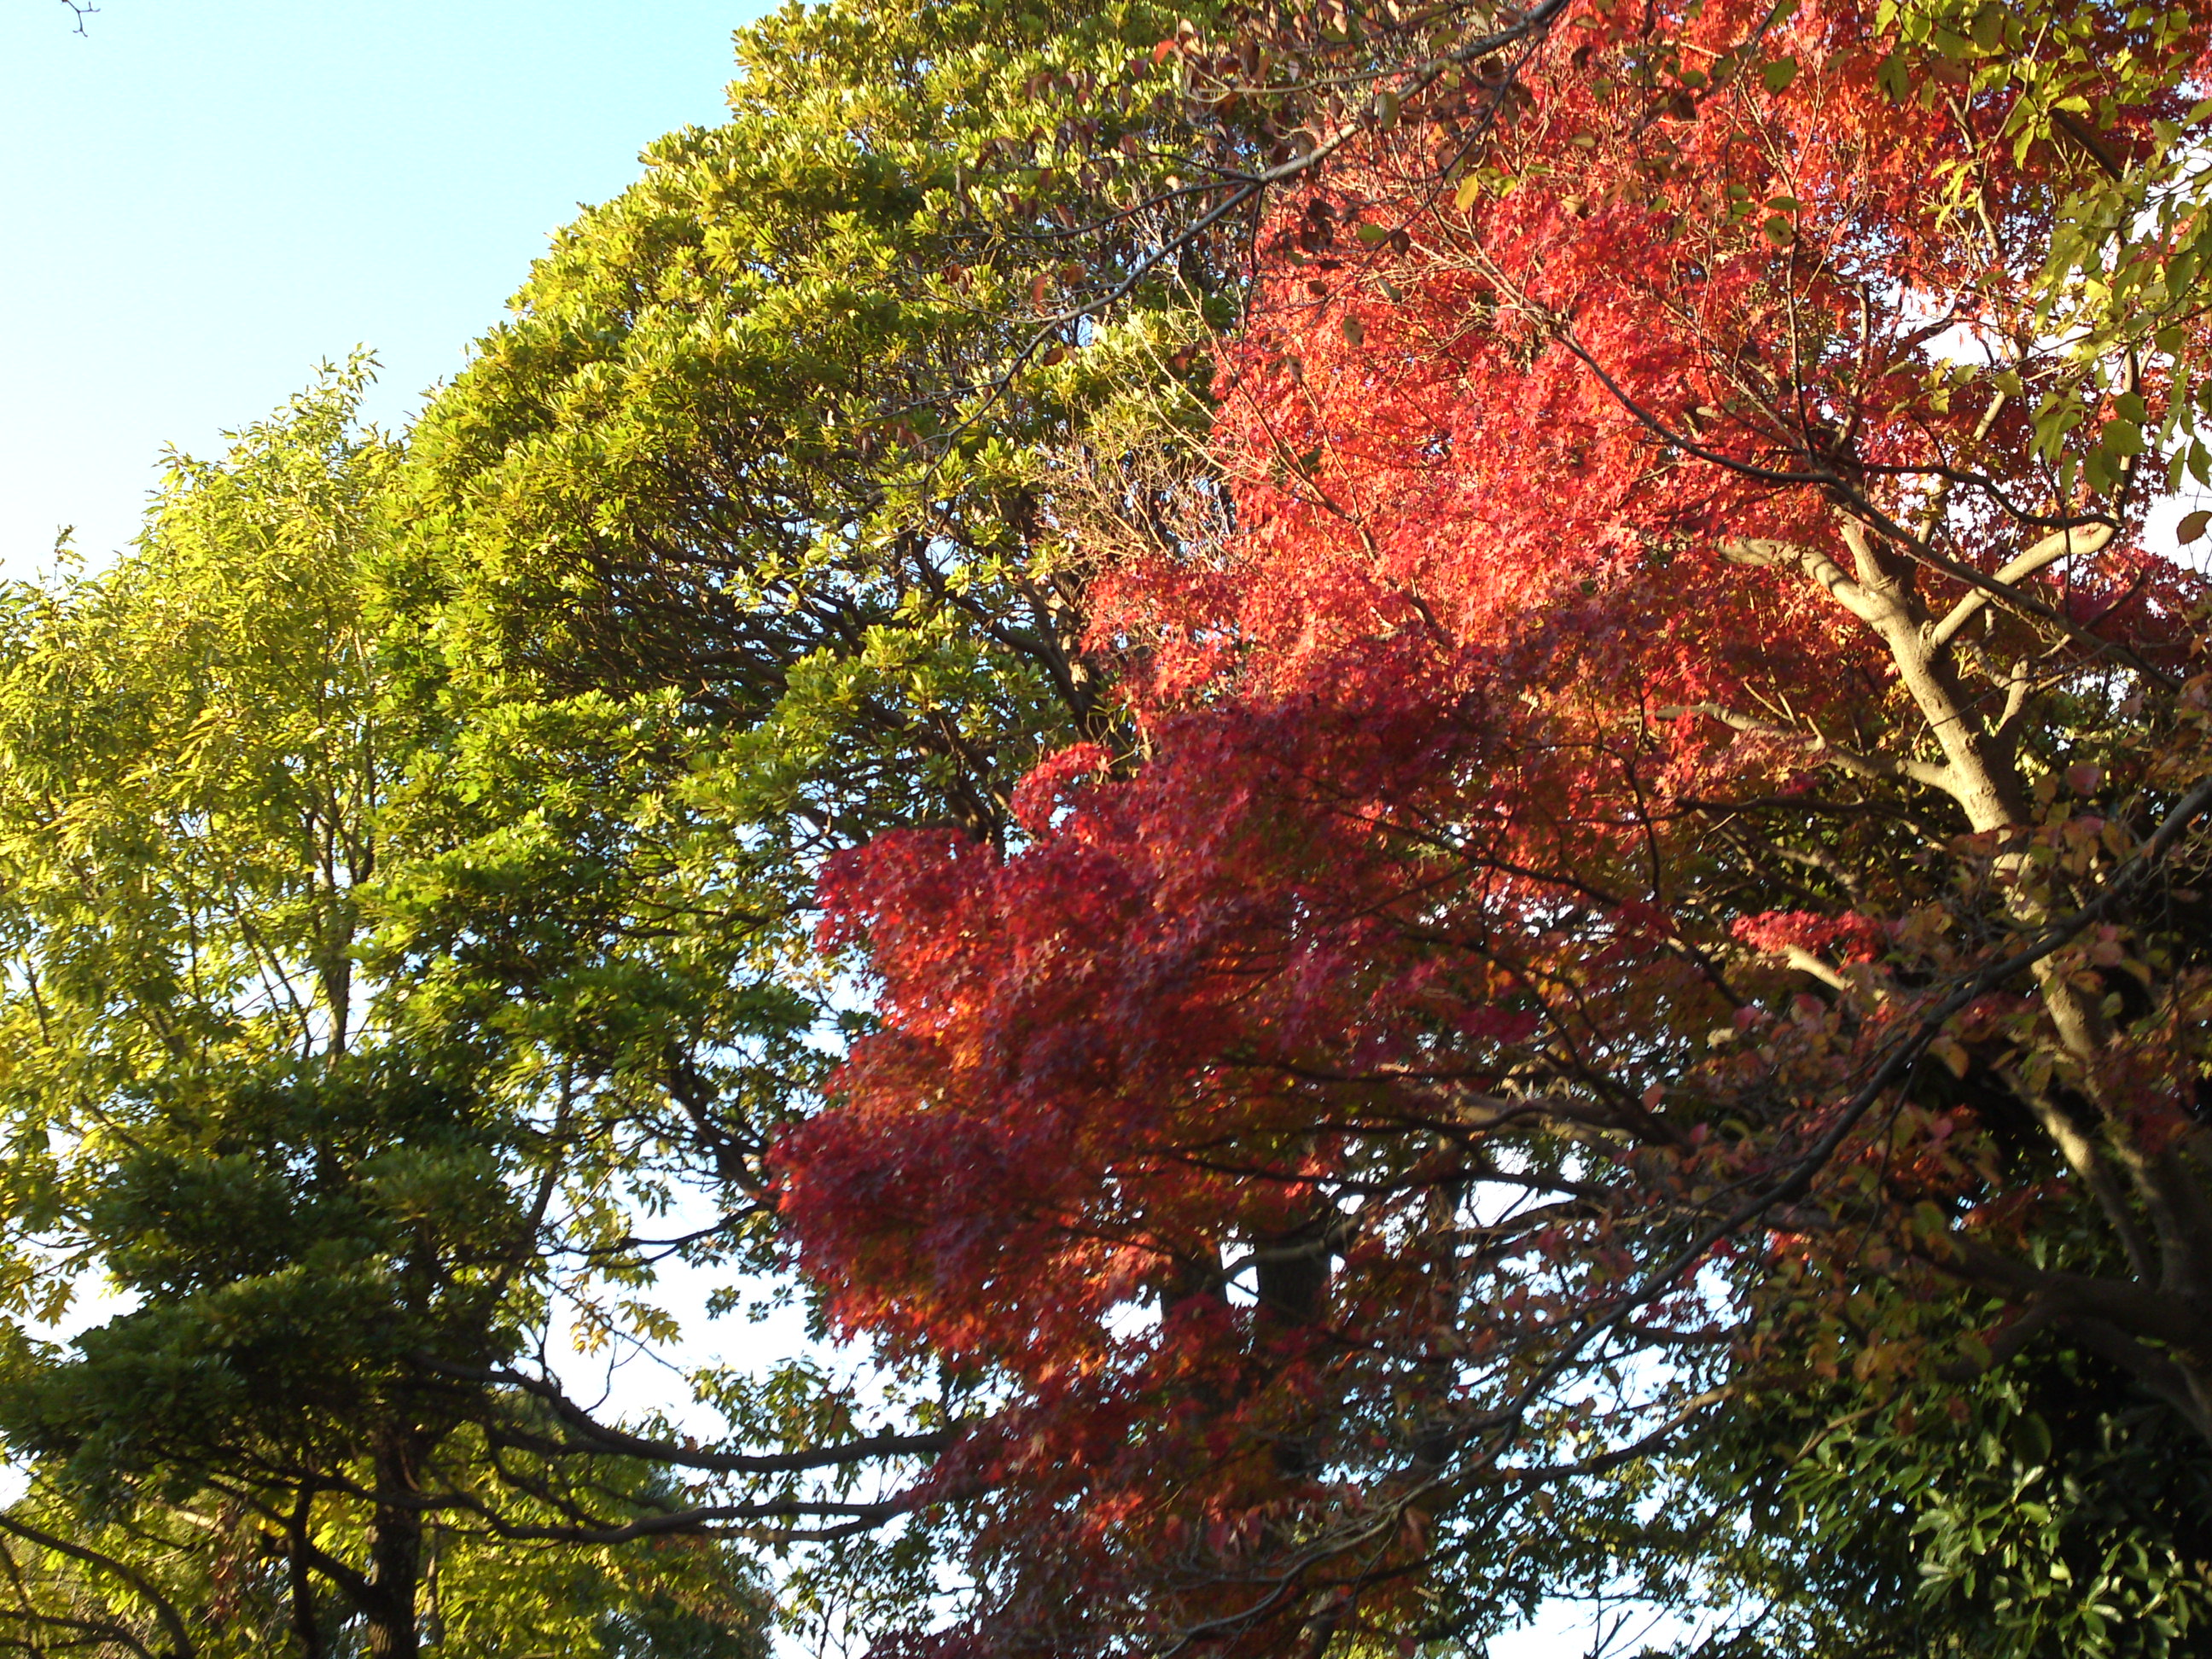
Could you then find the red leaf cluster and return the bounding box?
[778,0,2212,1649]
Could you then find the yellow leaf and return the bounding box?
[1930,1034,1970,1078]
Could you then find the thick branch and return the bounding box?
[1927,523,2116,649]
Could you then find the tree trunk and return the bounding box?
[1819,515,2212,1442]
[362,1434,423,1659]
[287,1493,323,1659]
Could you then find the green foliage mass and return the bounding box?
[1650,1347,2212,1658]
[405,0,1220,845]
[377,0,1229,1290]
[0,365,765,1656]
[0,1474,768,1659]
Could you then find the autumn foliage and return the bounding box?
[782,0,2212,1650]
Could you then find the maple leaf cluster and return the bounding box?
[778,0,2212,1650]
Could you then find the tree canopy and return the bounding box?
[5,0,2212,1655]
[790,0,2212,1650]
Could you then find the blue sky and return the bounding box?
[0,0,769,572]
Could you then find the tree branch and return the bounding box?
[414,1355,958,1476]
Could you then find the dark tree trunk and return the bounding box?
[286,1493,323,1659]
[1255,1206,1337,1476]
[362,1435,423,1659]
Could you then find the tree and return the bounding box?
[17,0,2210,1650]
[0,367,784,1659]
[385,0,1238,1282]
[0,0,1269,1644]
[0,1473,771,1659]
[781,0,2212,1651]
[378,2,1249,1628]
[405,0,1228,841]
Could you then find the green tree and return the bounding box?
[0,366,783,1658]
[390,0,1228,1190]
[0,1472,769,1659]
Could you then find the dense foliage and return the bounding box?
[5,0,2212,1655]
[790,0,2212,1652]
[387,0,1235,1285]
[0,367,781,1656]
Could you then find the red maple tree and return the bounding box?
[779,0,2212,1649]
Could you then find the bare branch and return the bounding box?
[1928,523,2116,649]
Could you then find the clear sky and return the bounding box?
[0,0,770,573]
